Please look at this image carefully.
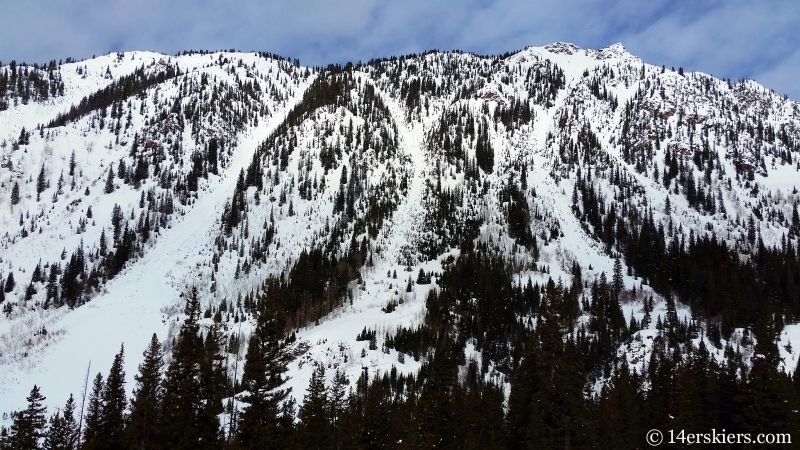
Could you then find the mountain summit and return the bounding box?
[0,44,799,444]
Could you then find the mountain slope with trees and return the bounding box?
[1,42,800,448]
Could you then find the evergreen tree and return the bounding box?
[62,394,78,449]
[197,325,226,446]
[417,337,461,449]
[46,265,59,306]
[206,139,218,175]
[298,364,330,449]
[4,272,14,292]
[82,374,104,450]
[98,346,127,450]
[160,287,221,450]
[104,166,115,194]
[612,258,624,298]
[43,395,78,450]
[596,360,642,450]
[235,276,294,450]
[0,426,8,450]
[519,317,588,449]
[127,334,164,450]
[328,369,350,450]
[37,164,46,202]
[8,385,48,450]
[11,181,20,205]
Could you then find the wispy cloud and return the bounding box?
[0,0,797,98]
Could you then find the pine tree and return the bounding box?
[99,346,127,450]
[328,369,350,449]
[4,272,15,293]
[791,203,800,237]
[8,385,48,450]
[197,324,226,445]
[43,394,78,450]
[612,258,624,298]
[99,229,107,256]
[417,337,461,449]
[82,373,105,450]
[160,287,221,450]
[46,265,58,306]
[56,172,64,195]
[748,215,756,245]
[69,150,76,176]
[63,394,78,449]
[10,181,20,205]
[127,334,164,450]
[37,164,46,202]
[298,364,330,449]
[104,166,115,194]
[235,276,294,450]
[206,139,218,175]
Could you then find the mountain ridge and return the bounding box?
[0,42,799,427]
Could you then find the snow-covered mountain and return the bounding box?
[1,43,799,421]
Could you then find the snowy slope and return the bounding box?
[1,42,799,419]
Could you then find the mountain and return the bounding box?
[1,43,799,444]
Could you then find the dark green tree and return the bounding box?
[4,272,14,293]
[10,181,20,205]
[37,164,46,202]
[8,385,48,450]
[235,276,295,450]
[43,394,78,450]
[104,165,115,194]
[69,150,76,176]
[328,369,350,450]
[127,334,164,450]
[82,374,105,450]
[612,258,624,298]
[160,287,221,450]
[297,364,330,449]
[98,346,127,450]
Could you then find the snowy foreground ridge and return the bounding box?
[0,42,799,419]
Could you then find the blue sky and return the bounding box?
[1,0,798,99]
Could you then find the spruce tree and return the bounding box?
[612,258,624,298]
[46,265,58,306]
[82,373,105,450]
[160,287,221,450]
[99,346,127,450]
[327,368,350,449]
[10,181,20,205]
[298,364,330,449]
[197,324,226,446]
[69,150,76,176]
[235,276,294,450]
[8,385,48,450]
[127,334,163,450]
[62,394,78,449]
[0,426,9,449]
[43,395,78,450]
[4,272,15,293]
[37,164,46,202]
[417,337,460,448]
[104,166,115,194]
